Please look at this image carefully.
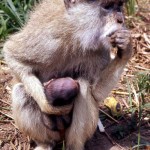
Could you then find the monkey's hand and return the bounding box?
[110,29,132,60]
[41,102,73,115]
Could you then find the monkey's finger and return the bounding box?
[110,33,117,39]
[111,29,129,36]
[115,38,130,44]
[41,99,73,115]
[109,37,116,47]
[115,34,131,40]
[117,44,124,47]
[110,39,116,47]
[117,33,130,38]
[115,29,130,34]
[116,32,131,38]
[110,35,117,46]
[117,44,127,50]
[110,37,115,43]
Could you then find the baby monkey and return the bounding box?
[4,0,132,149]
[44,77,79,138]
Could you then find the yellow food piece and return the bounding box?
[104,97,122,116]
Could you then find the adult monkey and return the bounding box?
[3,0,132,149]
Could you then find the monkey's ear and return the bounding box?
[64,0,76,9]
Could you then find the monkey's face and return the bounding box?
[98,0,125,36]
[65,0,126,50]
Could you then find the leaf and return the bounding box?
[0,2,23,27]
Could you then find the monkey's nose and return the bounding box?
[116,12,124,24]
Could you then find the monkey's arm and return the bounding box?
[92,29,132,102]
[3,51,72,115]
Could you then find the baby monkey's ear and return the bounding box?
[64,0,77,9]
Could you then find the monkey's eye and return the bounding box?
[118,1,124,8]
[103,2,115,10]
[88,0,97,2]
[102,2,123,12]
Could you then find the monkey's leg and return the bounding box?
[12,83,60,150]
[65,79,99,150]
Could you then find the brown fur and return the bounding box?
[3,0,132,149]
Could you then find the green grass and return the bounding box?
[125,0,138,16]
[126,72,150,150]
[110,72,149,148]
[0,0,40,41]
[0,0,138,41]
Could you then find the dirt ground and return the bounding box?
[0,1,150,150]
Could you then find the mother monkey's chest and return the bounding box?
[37,50,111,83]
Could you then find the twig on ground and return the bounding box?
[122,99,130,109]
[99,109,119,124]
[135,66,150,71]
[133,133,150,141]
[0,98,11,105]
[11,122,18,129]
[91,89,119,124]
[112,90,130,95]
[104,131,125,150]
[131,83,139,107]
[104,131,116,145]
[138,41,150,49]
[0,120,12,123]
[10,141,17,150]
[0,110,13,119]
[0,106,11,110]
[143,33,150,45]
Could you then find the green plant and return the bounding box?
[0,0,40,41]
[126,72,150,150]
[136,72,150,94]
[125,0,138,16]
